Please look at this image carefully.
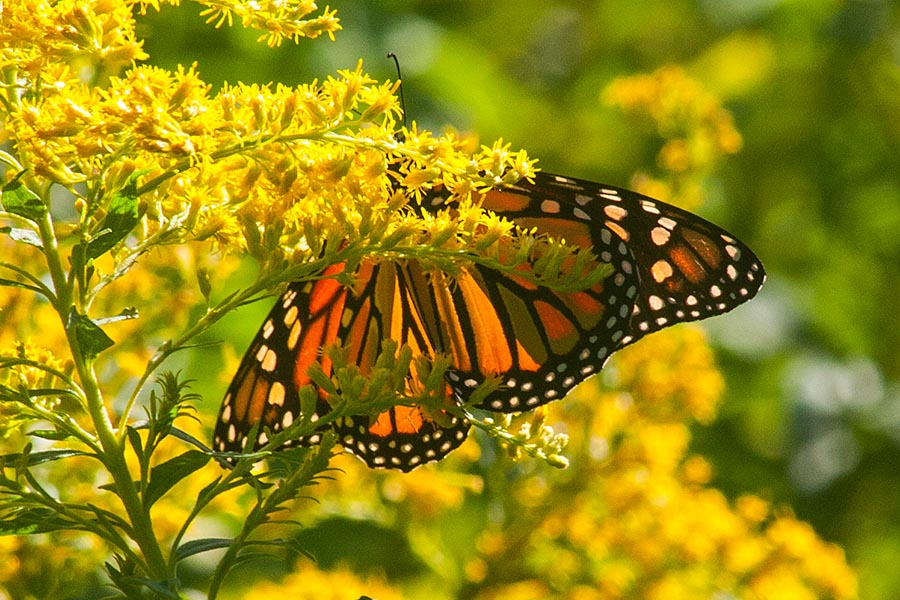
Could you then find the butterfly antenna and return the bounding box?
[387,52,408,131]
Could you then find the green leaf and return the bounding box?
[145,450,210,508]
[86,502,132,533]
[197,266,212,304]
[126,426,143,457]
[0,277,44,294]
[0,181,46,222]
[98,480,138,494]
[193,476,223,506]
[240,212,262,255]
[163,425,209,450]
[174,537,233,561]
[1,226,43,248]
[85,181,140,260]
[120,577,180,599]
[0,508,77,535]
[0,449,90,466]
[28,430,73,442]
[68,309,114,359]
[230,550,278,567]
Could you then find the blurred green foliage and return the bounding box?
[138,1,900,598]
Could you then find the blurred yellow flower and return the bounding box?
[456,323,857,600]
[240,563,402,600]
[603,66,743,211]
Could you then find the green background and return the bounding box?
[138,1,900,598]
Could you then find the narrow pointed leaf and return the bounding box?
[174,537,233,561]
[0,449,90,466]
[145,450,210,508]
[85,181,140,260]
[69,309,114,359]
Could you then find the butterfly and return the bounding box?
[213,172,765,470]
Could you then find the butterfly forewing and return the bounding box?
[417,226,640,413]
[213,271,347,456]
[515,174,765,347]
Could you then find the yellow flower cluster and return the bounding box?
[0,0,147,80]
[456,328,857,600]
[0,340,72,438]
[2,0,535,280]
[603,66,743,210]
[5,44,534,269]
[241,563,403,600]
[0,340,70,393]
[196,0,341,47]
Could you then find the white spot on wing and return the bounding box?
[541,199,561,214]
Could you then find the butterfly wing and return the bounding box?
[214,260,470,471]
[331,260,470,471]
[215,170,765,469]
[213,264,348,456]
[519,174,766,347]
[421,185,641,412]
[419,172,764,413]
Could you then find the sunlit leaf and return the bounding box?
[0,180,46,222]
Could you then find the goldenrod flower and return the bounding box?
[603,66,743,210]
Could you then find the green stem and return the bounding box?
[37,208,171,583]
[37,209,70,312]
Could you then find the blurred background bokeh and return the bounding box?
[135,1,899,598]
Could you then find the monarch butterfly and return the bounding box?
[213,172,765,470]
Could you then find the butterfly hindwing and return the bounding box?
[334,407,470,472]
[331,260,471,470]
[214,261,470,470]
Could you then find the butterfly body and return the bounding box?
[213,173,765,471]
